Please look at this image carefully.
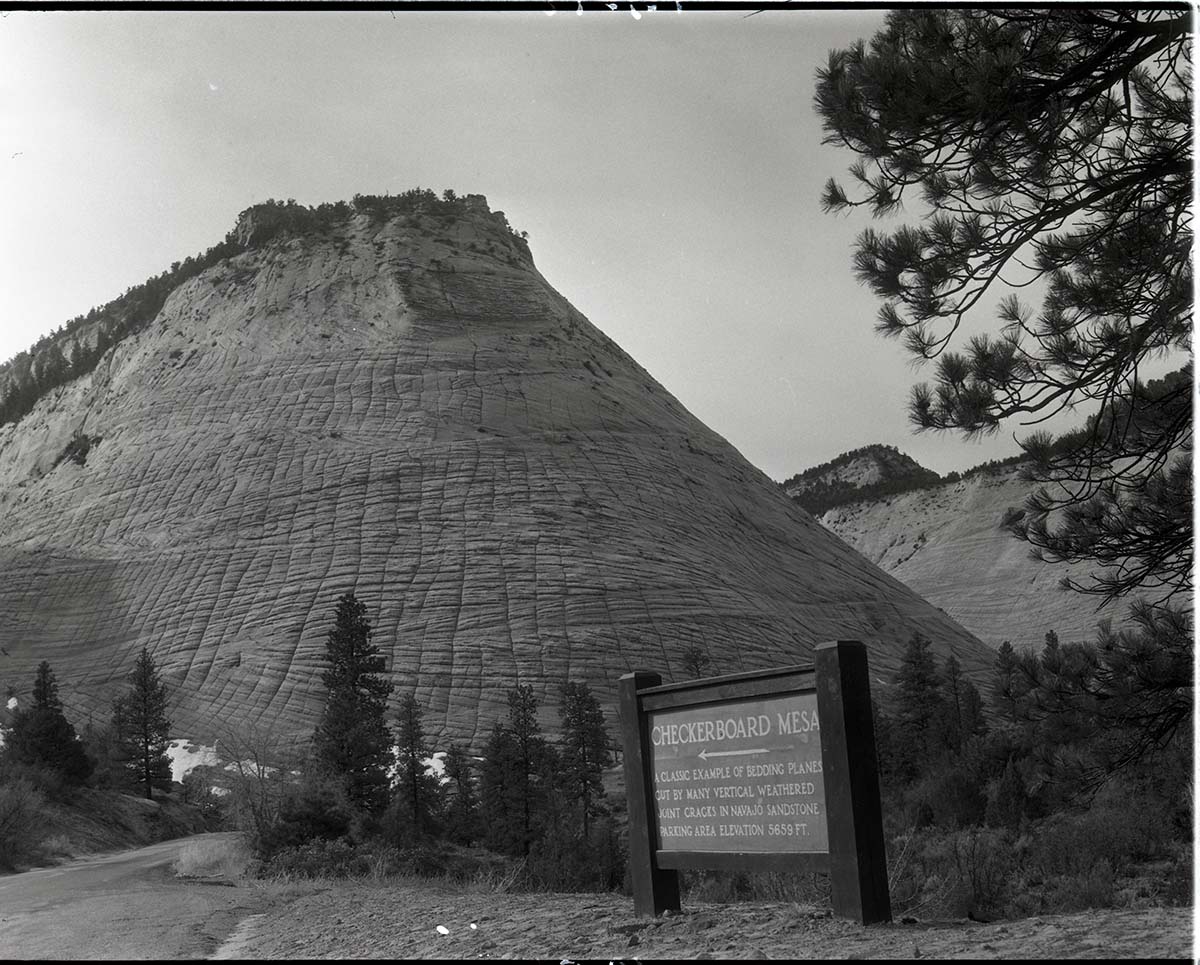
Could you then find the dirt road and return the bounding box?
[0,833,267,960]
[218,881,1194,960]
[1,838,1191,960]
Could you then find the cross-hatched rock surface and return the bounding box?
[819,467,1118,651]
[0,199,992,748]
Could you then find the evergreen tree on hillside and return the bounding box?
[442,742,480,846]
[479,685,555,857]
[679,646,712,680]
[992,641,1026,724]
[311,591,394,812]
[939,655,988,754]
[479,723,520,855]
[999,605,1191,789]
[387,692,441,842]
[113,649,173,799]
[892,632,948,778]
[3,662,92,785]
[557,681,613,838]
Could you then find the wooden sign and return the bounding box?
[619,640,891,924]
[649,690,828,853]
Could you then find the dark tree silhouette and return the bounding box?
[113,649,173,799]
[679,646,712,680]
[815,9,1192,608]
[557,681,613,838]
[3,662,92,785]
[995,602,1192,787]
[892,632,947,779]
[311,591,394,812]
[816,10,1192,780]
[938,654,988,754]
[389,691,441,841]
[441,742,479,845]
[479,684,554,857]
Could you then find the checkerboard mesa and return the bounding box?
[0,193,991,750]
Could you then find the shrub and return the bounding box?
[682,869,829,905]
[173,835,251,879]
[1162,844,1193,906]
[525,816,626,893]
[0,778,46,869]
[181,767,226,829]
[53,432,100,468]
[1041,858,1116,912]
[906,766,987,829]
[257,779,353,857]
[260,838,373,880]
[884,826,1017,920]
[0,759,71,802]
[950,827,1018,919]
[1028,803,1157,881]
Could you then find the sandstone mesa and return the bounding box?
[0,195,992,748]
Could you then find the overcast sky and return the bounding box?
[1,8,1070,479]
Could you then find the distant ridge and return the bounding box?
[781,444,1043,517]
[782,444,942,515]
[780,445,1118,650]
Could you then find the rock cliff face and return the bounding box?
[818,466,1114,650]
[0,198,991,747]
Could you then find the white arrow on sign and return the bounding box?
[697,747,769,761]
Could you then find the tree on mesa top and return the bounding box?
[312,591,394,812]
[816,9,1191,775]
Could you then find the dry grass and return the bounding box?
[173,834,252,880]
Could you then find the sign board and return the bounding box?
[648,690,827,853]
[618,640,891,925]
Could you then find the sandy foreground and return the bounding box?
[212,883,1194,960]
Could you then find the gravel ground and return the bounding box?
[213,882,1194,960]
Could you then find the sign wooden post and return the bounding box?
[619,640,891,925]
[618,670,681,916]
[814,640,892,925]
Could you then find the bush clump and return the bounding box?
[0,778,47,870]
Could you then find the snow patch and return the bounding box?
[425,750,447,781]
[387,747,448,783]
[6,696,16,711]
[167,738,219,783]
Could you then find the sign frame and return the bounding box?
[619,639,891,924]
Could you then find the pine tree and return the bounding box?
[939,655,988,754]
[557,681,613,839]
[816,11,1191,603]
[892,632,948,777]
[442,743,479,845]
[388,692,440,842]
[479,685,554,857]
[479,723,521,855]
[679,646,712,680]
[506,684,550,856]
[113,649,173,799]
[816,10,1193,774]
[4,662,92,785]
[311,591,394,812]
[1009,604,1191,788]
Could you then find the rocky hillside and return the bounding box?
[786,450,1117,650]
[0,194,990,749]
[782,444,942,516]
